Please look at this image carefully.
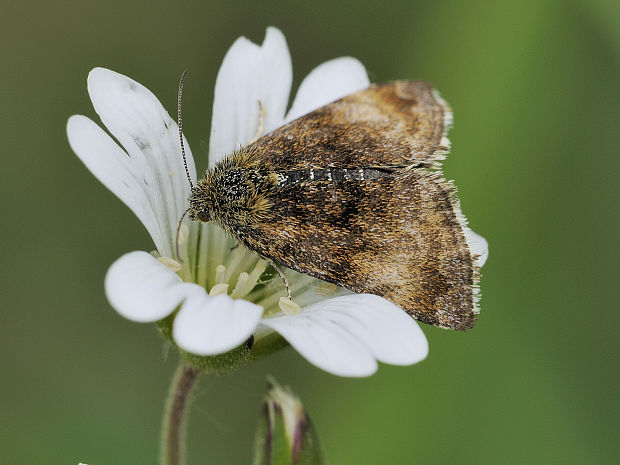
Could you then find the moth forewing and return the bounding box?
[248,80,452,170]
[188,80,482,330]
[238,168,478,330]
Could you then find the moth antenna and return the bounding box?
[177,69,193,189]
[175,207,191,262]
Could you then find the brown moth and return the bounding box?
[186,80,481,330]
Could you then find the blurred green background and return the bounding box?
[2,0,619,464]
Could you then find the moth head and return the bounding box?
[188,161,274,229]
[195,210,210,222]
[187,185,213,223]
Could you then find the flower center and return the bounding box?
[208,260,269,300]
[172,222,340,316]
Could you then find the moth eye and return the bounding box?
[197,210,210,222]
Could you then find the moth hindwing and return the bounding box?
[189,80,481,330]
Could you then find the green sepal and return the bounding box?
[254,402,291,465]
[156,316,251,374]
[156,311,290,374]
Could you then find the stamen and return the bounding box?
[236,261,271,303]
[158,256,181,272]
[279,297,301,316]
[209,283,229,296]
[231,272,250,298]
[215,265,226,284]
[253,272,318,312]
[248,100,265,144]
[223,248,247,283]
[248,260,268,287]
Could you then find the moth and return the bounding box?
[183,80,481,330]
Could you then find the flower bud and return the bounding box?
[253,378,325,465]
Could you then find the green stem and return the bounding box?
[161,364,200,465]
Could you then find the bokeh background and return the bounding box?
[2,0,619,464]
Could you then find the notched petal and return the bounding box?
[303,294,428,365]
[261,294,428,376]
[67,115,166,253]
[209,26,292,164]
[86,67,195,257]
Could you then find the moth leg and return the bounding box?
[248,100,265,144]
[268,259,292,300]
[230,242,240,251]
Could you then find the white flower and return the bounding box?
[67,27,437,377]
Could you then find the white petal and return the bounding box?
[86,67,195,257]
[105,251,192,322]
[67,116,165,253]
[261,314,377,377]
[173,294,263,355]
[464,228,489,268]
[285,57,369,122]
[209,27,292,164]
[263,297,395,377]
[308,294,428,366]
[261,294,427,376]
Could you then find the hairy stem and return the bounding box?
[161,364,200,465]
